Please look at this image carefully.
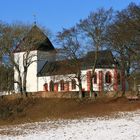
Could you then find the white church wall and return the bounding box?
[37,68,117,92]
[81,70,88,91]
[14,51,38,93]
[37,76,50,91]
[26,51,38,92]
[14,52,25,93]
[38,74,79,92]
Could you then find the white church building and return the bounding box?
[14,25,126,93]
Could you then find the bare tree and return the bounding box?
[106,3,140,95]
[57,27,86,99]
[78,8,113,97]
[0,22,30,95]
[0,64,13,93]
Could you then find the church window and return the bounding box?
[93,72,97,84]
[71,79,76,90]
[105,71,112,84]
[50,80,54,92]
[44,83,48,91]
[60,80,64,91]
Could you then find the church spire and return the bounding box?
[33,14,37,25]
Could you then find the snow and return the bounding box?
[0,111,140,140]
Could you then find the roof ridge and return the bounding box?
[14,25,55,53]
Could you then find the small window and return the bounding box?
[50,80,54,91]
[93,72,97,84]
[60,80,64,91]
[71,79,76,90]
[105,72,112,84]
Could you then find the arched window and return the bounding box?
[44,83,48,91]
[60,80,64,91]
[50,80,54,92]
[71,79,76,90]
[105,71,112,84]
[93,72,97,84]
[117,73,121,85]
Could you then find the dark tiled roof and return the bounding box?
[14,25,55,53]
[82,50,116,69]
[38,60,77,76]
[38,50,116,77]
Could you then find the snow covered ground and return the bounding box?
[0,110,140,140]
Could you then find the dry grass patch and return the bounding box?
[0,95,140,126]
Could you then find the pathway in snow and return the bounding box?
[0,111,140,140]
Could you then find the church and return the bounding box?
[14,25,127,93]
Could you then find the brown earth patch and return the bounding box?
[0,95,140,126]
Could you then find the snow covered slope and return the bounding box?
[0,111,140,140]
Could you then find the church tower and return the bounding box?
[14,25,55,93]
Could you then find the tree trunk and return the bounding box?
[121,69,126,96]
[89,77,93,98]
[79,82,82,99]
[121,54,126,97]
[11,57,23,94]
[18,72,23,94]
[22,52,30,97]
[23,67,28,97]
[14,73,23,94]
[77,72,82,99]
[90,44,98,98]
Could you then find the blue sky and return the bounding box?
[0,0,140,34]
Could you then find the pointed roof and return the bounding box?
[14,25,55,53]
